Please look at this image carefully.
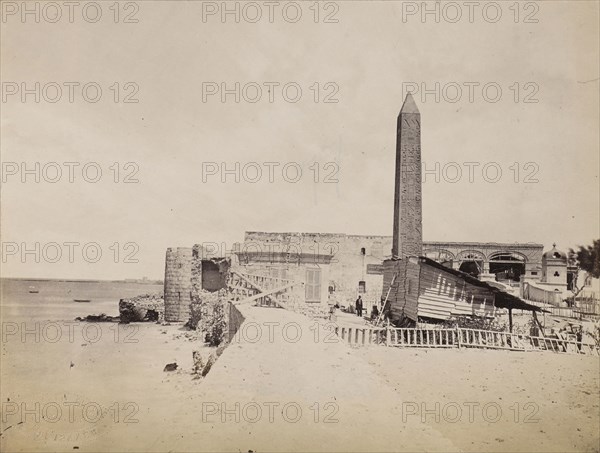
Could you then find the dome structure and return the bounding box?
[542,243,567,262]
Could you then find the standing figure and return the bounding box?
[355,295,363,317]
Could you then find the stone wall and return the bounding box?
[227,303,245,341]
[164,235,544,321]
[242,232,389,309]
[189,297,246,345]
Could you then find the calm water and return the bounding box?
[0,279,163,322]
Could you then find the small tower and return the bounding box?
[541,243,568,289]
[164,247,193,322]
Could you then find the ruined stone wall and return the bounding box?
[164,245,232,323]
[164,247,193,322]
[165,235,543,321]
[119,294,164,323]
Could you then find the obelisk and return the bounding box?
[381,93,423,324]
[391,92,422,258]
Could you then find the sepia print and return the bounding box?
[1,1,599,452]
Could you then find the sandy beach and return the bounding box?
[2,295,599,452]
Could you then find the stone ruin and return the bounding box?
[119,293,165,323]
[162,244,240,346]
[164,245,231,322]
[188,288,230,345]
[121,245,243,348]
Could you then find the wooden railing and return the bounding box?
[228,271,302,308]
[389,328,458,348]
[336,326,388,345]
[529,335,598,355]
[333,325,599,356]
[456,328,531,351]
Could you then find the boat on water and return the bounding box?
[28,286,39,293]
[73,299,91,303]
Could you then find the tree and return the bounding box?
[568,240,600,301]
[573,240,600,278]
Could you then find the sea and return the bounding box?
[0,279,164,322]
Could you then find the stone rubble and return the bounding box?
[119,293,165,323]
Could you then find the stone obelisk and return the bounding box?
[381,93,423,324]
[391,92,422,258]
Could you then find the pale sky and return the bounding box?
[1,0,598,280]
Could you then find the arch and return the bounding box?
[488,251,526,283]
[459,261,482,277]
[488,250,528,263]
[456,250,486,262]
[456,250,485,278]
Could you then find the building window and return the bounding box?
[360,247,366,255]
[531,272,538,276]
[358,281,366,293]
[554,271,560,277]
[305,268,321,303]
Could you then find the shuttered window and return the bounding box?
[305,268,321,303]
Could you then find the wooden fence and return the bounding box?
[334,326,598,356]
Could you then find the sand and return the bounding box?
[1,304,598,452]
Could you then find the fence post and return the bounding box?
[386,327,391,347]
[456,327,461,349]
